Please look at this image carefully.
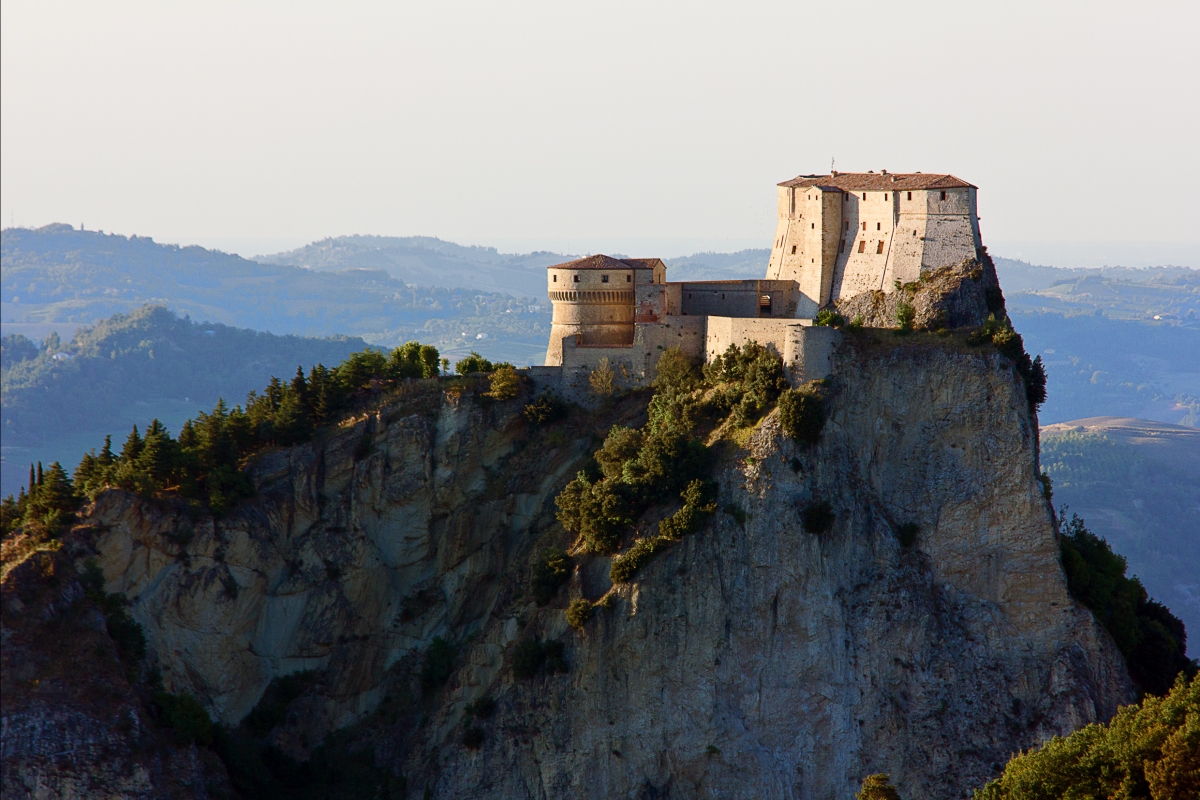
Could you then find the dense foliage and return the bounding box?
[857,774,903,800]
[778,383,827,445]
[1058,514,1195,695]
[1,340,443,525]
[530,548,572,606]
[1,305,366,448]
[974,673,1199,800]
[968,314,1047,412]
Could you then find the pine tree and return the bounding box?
[273,388,312,446]
[138,418,176,489]
[290,366,308,402]
[38,462,77,514]
[121,425,143,462]
[98,435,115,467]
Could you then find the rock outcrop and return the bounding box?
[3,334,1135,799]
[833,255,1005,331]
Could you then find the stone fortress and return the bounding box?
[543,170,982,386]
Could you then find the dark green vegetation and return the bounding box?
[778,383,827,445]
[1,340,444,534]
[857,774,903,800]
[557,343,799,587]
[1042,421,1200,658]
[511,639,568,679]
[973,673,1199,800]
[1058,514,1196,695]
[530,548,572,606]
[1,305,367,495]
[967,314,1047,413]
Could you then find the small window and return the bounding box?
[626,275,631,282]
[876,240,885,254]
[941,191,947,200]
[907,191,912,200]
[811,223,815,229]
[601,274,609,283]
[877,222,881,230]
[884,193,888,200]
[573,275,579,283]
[861,222,866,231]
[553,275,557,282]
[862,192,867,200]
[858,240,866,253]
[791,245,797,254]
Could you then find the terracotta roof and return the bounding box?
[779,172,975,191]
[547,255,663,271]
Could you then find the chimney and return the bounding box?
[881,169,888,175]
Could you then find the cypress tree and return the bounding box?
[36,461,44,487]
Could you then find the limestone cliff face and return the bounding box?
[69,339,1131,799]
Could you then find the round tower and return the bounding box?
[544,255,641,366]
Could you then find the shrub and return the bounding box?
[555,473,629,554]
[857,773,902,800]
[544,639,568,674]
[610,535,672,584]
[485,365,522,400]
[461,726,485,749]
[464,696,496,720]
[704,342,787,426]
[778,386,826,445]
[801,500,834,535]
[565,598,593,630]
[512,639,545,680]
[1038,471,1053,503]
[524,392,566,425]
[652,347,700,397]
[973,673,1199,800]
[895,302,915,332]
[894,522,918,548]
[589,357,616,396]
[814,309,845,327]
[969,314,1047,413]
[420,637,455,691]
[531,548,572,606]
[155,691,214,746]
[657,479,716,540]
[455,352,493,375]
[1059,514,1195,694]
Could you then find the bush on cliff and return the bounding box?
[857,774,903,800]
[778,383,826,445]
[973,672,1200,800]
[565,598,593,630]
[969,314,1046,413]
[1058,514,1195,695]
[531,547,572,606]
[703,342,787,426]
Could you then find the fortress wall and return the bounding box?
[833,189,897,300]
[789,324,840,382]
[706,317,840,385]
[679,283,763,317]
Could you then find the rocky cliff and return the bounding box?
[3,336,1135,799]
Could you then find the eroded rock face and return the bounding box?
[833,256,1005,331]
[81,342,1132,799]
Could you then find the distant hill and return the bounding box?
[256,235,563,299]
[1,224,551,364]
[995,257,1198,322]
[1,306,367,496]
[1041,417,1200,657]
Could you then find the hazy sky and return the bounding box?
[2,1,1198,265]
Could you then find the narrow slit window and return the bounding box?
[907,191,912,200]
[626,275,631,282]
[876,240,885,254]
[858,240,866,253]
[862,222,867,231]
[877,222,881,230]
[862,192,867,200]
[791,245,797,254]
[884,193,888,200]
[811,223,815,229]
[941,191,947,200]
[553,275,558,282]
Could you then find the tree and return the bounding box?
[120,425,143,463]
[36,462,78,515]
[857,774,902,800]
[455,351,493,375]
[589,357,615,396]
[273,389,312,446]
[485,365,522,400]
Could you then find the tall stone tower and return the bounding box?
[765,172,981,316]
[544,255,665,366]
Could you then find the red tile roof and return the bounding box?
[547,255,663,270]
[779,172,975,191]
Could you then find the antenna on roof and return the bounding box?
[830,156,835,174]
